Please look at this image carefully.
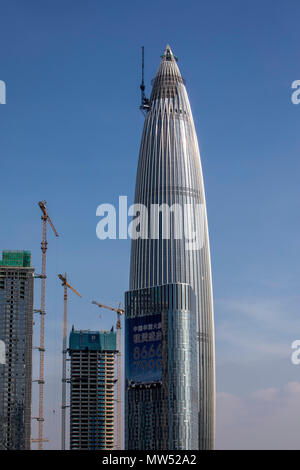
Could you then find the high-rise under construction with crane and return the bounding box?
[125,45,215,450]
[69,328,117,450]
[0,251,34,450]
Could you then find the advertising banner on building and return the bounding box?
[126,314,162,384]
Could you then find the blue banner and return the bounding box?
[126,314,162,384]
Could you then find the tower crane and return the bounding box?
[33,201,59,449]
[140,46,150,114]
[92,300,124,450]
[58,273,81,450]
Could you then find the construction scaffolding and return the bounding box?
[0,251,34,449]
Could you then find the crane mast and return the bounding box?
[58,273,81,450]
[92,300,124,450]
[33,201,59,449]
[140,46,150,114]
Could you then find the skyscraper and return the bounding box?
[0,250,34,450]
[125,45,215,450]
[69,328,117,450]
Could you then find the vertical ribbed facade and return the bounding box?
[126,46,215,449]
[69,329,117,450]
[0,251,34,450]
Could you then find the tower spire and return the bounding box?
[160,44,178,62]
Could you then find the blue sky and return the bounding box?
[0,0,300,449]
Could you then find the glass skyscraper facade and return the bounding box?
[125,284,198,449]
[125,45,215,449]
[0,251,34,450]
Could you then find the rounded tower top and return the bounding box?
[150,44,184,103]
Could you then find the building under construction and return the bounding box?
[0,251,34,450]
[69,328,117,450]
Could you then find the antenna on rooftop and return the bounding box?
[140,46,150,115]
